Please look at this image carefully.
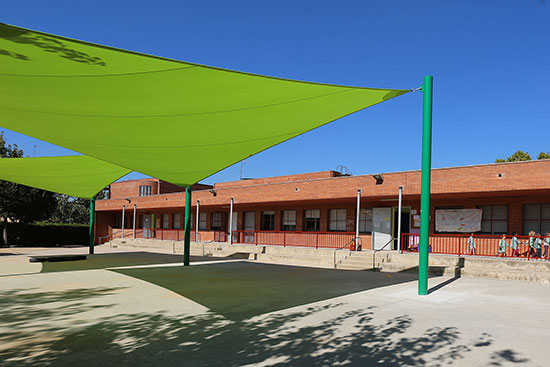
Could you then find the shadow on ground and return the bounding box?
[113,262,420,321]
[0,288,531,367]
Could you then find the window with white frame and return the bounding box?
[162,214,170,229]
[523,204,550,235]
[359,208,373,233]
[329,209,347,231]
[139,185,152,196]
[172,213,181,229]
[478,205,508,234]
[199,212,207,230]
[304,209,320,231]
[282,210,296,231]
[212,212,223,230]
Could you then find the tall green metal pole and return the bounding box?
[418,75,433,296]
[183,187,192,266]
[89,197,95,255]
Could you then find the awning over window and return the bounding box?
[0,156,130,198]
[0,23,409,187]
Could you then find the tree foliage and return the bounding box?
[495,150,532,163]
[537,152,550,160]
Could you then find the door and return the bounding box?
[244,212,255,243]
[142,214,152,238]
[372,208,392,250]
[393,207,411,251]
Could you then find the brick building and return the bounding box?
[95,160,550,251]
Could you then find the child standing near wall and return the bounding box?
[534,233,542,258]
[465,233,476,255]
[526,231,535,257]
[497,234,508,257]
[543,233,550,260]
[510,232,520,257]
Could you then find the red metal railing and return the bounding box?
[106,227,356,250]
[231,230,355,249]
[107,228,226,243]
[401,233,549,260]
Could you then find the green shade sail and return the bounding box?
[0,155,130,198]
[0,23,409,187]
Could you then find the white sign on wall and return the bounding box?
[435,209,482,233]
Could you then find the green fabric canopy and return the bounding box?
[0,23,409,187]
[0,156,130,198]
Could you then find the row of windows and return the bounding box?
[131,209,372,232]
[435,204,550,235]
[127,203,550,235]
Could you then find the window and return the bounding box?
[359,208,373,233]
[162,214,170,229]
[173,213,181,229]
[261,211,275,230]
[329,209,347,231]
[199,212,207,230]
[139,185,152,196]
[212,212,223,230]
[304,209,320,232]
[282,210,296,231]
[523,204,550,235]
[478,205,508,234]
[114,215,121,229]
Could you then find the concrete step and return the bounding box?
[335,263,374,271]
[379,263,458,277]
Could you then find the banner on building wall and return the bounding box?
[435,209,482,233]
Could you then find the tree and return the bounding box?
[495,150,550,163]
[0,132,57,245]
[49,194,90,224]
[495,150,532,163]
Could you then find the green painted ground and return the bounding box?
[40,252,214,272]
[113,262,418,321]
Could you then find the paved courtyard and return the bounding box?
[1,248,549,366]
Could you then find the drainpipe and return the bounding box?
[228,197,234,244]
[195,200,200,243]
[133,204,137,239]
[397,186,403,252]
[355,189,362,251]
[122,204,126,239]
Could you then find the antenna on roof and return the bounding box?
[336,165,353,176]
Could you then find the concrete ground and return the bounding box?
[0,248,548,366]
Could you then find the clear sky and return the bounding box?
[1,0,549,185]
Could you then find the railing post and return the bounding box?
[316,232,319,249]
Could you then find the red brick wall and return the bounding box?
[95,160,550,244]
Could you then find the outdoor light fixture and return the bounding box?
[373,174,384,185]
[209,189,217,197]
[124,197,131,203]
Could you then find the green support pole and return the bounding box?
[418,75,433,296]
[89,197,95,255]
[183,187,192,266]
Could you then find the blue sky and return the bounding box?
[1,0,549,185]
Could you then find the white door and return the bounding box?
[244,212,255,243]
[372,208,392,250]
[142,214,152,238]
